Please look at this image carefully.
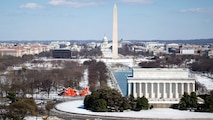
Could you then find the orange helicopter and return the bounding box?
[59,86,89,96]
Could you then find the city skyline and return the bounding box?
[1,0,213,40]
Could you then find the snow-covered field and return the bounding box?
[195,73,213,90]
[56,100,213,119]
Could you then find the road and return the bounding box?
[50,108,137,120]
[49,97,137,120]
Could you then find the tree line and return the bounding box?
[179,91,213,112]
[0,91,55,119]
[138,55,212,69]
[83,60,109,92]
[0,55,33,72]
[0,97,37,120]
[0,55,113,119]
[0,57,87,119]
[0,56,110,99]
[0,60,85,98]
[189,57,213,74]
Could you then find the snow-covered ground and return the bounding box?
[56,100,213,119]
[24,116,43,120]
[24,116,63,120]
[195,73,213,91]
[79,68,89,88]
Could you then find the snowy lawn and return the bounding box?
[55,100,213,119]
[195,74,213,90]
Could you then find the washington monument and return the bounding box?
[112,4,118,59]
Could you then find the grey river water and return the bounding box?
[113,70,132,97]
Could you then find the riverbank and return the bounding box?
[107,65,123,95]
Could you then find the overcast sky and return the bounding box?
[1,0,213,40]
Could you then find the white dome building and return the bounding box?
[103,35,108,45]
[100,35,113,58]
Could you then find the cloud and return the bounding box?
[120,0,153,4]
[180,8,213,13]
[48,0,103,7]
[20,3,43,9]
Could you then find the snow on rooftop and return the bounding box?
[56,100,213,119]
[195,74,213,90]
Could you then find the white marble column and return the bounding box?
[139,83,142,97]
[175,83,178,98]
[163,83,166,98]
[170,83,173,99]
[157,83,160,98]
[128,83,131,96]
[181,83,184,95]
[151,83,154,98]
[133,83,136,98]
[192,83,195,92]
[145,83,148,98]
[187,83,190,94]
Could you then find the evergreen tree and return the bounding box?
[8,98,37,120]
[205,90,213,112]
[93,99,107,112]
[120,97,131,111]
[179,92,190,110]
[179,92,198,110]
[137,96,149,110]
[84,87,130,112]
[129,95,149,111]
[7,91,18,103]
[129,94,135,102]
[190,92,198,109]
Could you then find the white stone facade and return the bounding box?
[127,68,195,101]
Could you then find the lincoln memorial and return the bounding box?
[127,68,195,101]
